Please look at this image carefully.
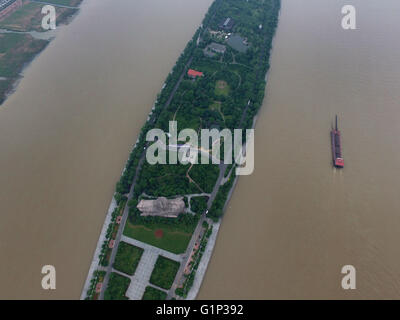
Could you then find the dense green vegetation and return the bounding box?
[135,161,199,197]
[113,242,144,276]
[115,0,281,198]
[87,0,281,299]
[85,270,106,300]
[176,225,213,298]
[142,286,167,300]
[190,196,209,214]
[134,159,219,197]
[149,256,180,290]
[208,171,237,220]
[99,198,127,266]
[104,272,130,300]
[120,0,280,253]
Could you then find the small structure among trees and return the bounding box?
[204,42,227,57]
[219,17,234,31]
[187,69,204,79]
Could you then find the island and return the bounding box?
[82,0,281,300]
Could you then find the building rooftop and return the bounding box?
[209,42,226,52]
[0,0,16,11]
[187,69,204,78]
[137,197,185,218]
[227,34,250,53]
[219,17,234,31]
[204,42,227,58]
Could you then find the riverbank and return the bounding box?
[80,198,117,299]
[82,0,280,300]
[0,0,218,299]
[0,0,81,104]
[186,102,264,299]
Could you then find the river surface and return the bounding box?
[199,0,400,299]
[2,0,400,300]
[0,0,212,299]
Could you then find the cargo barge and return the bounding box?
[331,115,344,168]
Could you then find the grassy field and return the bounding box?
[104,272,130,300]
[149,256,180,290]
[0,0,80,104]
[190,196,209,214]
[209,101,225,121]
[215,80,230,96]
[142,286,167,300]
[113,242,144,276]
[123,220,194,254]
[0,33,48,104]
[0,0,78,32]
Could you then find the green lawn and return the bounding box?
[142,286,167,300]
[104,272,130,300]
[215,80,230,96]
[190,196,209,214]
[113,242,144,276]
[124,220,193,254]
[149,256,180,290]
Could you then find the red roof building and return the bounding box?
[187,69,203,78]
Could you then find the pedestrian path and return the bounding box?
[121,235,183,262]
[120,235,183,300]
[124,249,157,300]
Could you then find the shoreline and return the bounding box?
[185,102,264,299]
[0,1,81,105]
[80,197,117,299]
[81,0,281,300]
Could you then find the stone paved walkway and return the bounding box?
[124,249,158,300]
[121,236,183,262]
[120,235,182,300]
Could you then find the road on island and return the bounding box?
[97,0,227,299]
[99,54,195,299]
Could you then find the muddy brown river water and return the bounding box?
[0,0,212,299]
[1,0,400,299]
[199,0,400,299]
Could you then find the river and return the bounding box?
[198,0,400,299]
[0,0,212,299]
[2,0,400,300]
